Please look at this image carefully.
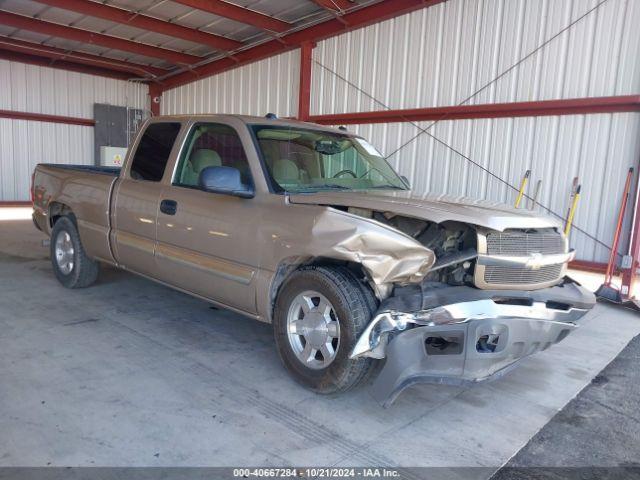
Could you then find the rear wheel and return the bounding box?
[273,265,377,394]
[50,216,99,288]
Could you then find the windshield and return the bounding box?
[251,125,408,193]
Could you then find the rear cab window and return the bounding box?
[129,122,181,181]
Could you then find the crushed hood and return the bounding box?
[288,190,561,231]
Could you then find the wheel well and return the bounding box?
[269,257,374,321]
[48,202,75,229]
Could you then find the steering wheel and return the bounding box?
[332,169,357,178]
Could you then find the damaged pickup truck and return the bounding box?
[32,114,596,406]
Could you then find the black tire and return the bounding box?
[50,216,99,288]
[273,265,377,394]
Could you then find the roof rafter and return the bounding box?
[172,0,290,33]
[0,49,137,80]
[311,0,354,13]
[0,10,202,65]
[0,36,167,78]
[33,0,242,51]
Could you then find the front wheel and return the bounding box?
[273,266,377,394]
[50,216,99,288]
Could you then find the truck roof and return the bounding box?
[150,113,351,135]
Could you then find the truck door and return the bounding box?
[111,121,182,277]
[154,122,260,315]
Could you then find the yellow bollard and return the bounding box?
[514,170,531,209]
[564,185,581,237]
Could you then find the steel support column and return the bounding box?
[149,84,162,117]
[297,42,315,121]
[621,162,640,298]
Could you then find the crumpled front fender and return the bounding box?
[309,209,436,286]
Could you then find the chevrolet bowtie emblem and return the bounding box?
[526,252,544,270]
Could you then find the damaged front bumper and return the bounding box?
[351,278,596,407]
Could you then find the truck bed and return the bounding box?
[33,163,120,264]
[39,164,121,176]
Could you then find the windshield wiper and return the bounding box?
[367,184,406,190]
[293,184,351,192]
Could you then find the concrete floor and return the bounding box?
[494,333,640,478]
[1,209,639,474]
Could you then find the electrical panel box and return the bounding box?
[99,146,128,167]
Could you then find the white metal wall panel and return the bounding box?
[162,50,300,117]
[311,0,640,114]
[344,112,640,263]
[0,59,148,201]
[0,120,94,201]
[0,61,148,117]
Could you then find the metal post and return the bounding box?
[149,83,162,117]
[622,166,640,299]
[605,168,634,286]
[529,179,542,210]
[297,41,315,121]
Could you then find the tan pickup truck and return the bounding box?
[32,114,595,406]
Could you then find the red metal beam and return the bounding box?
[162,0,446,89]
[0,109,95,126]
[297,42,314,121]
[0,37,167,78]
[308,96,640,125]
[34,0,241,51]
[569,260,615,275]
[0,11,202,65]
[0,49,140,81]
[0,201,32,206]
[311,0,355,12]
[172,0,290,33]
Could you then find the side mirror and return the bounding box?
[401,175,411,188]
[198,166,255,199]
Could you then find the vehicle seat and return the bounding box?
[182,149,222,185]
[273,158,300,184]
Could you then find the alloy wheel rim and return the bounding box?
[286,290,340,370]
[55,231,74,275]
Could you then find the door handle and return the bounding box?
[160,199,178,215]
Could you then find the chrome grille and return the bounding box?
[478,229,567,288]
[484,264,564,285]
[486,230,564,256]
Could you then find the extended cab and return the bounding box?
[32,115,596,406]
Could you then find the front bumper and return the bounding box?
[354,278,595,407]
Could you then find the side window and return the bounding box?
[130,122,181,181]
[174,123,252,188]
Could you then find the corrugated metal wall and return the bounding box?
[311,0,640,112]
[129,0,640,262]
[162,50,300,117]
[0,59,148,201]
